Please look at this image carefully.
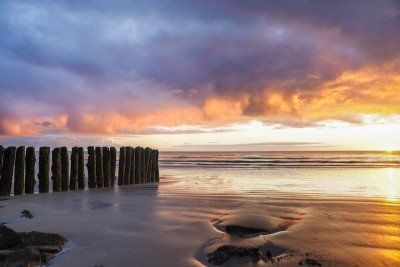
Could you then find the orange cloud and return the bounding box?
[195,62,400,127]
[64,108,206,134]
[0,115,67,136]
[299,63,400,121]
[1,63,399,136]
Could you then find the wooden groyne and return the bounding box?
[0,146,159,196]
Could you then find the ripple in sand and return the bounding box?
[201,212,305,265]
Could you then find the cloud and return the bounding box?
[0,134,117,149]
[0,0,399,136]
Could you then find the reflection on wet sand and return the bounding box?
[0,166,399,266]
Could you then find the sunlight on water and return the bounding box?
[160,152,400,200]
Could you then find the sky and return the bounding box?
[0,0,399,151]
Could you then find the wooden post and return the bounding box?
[0,147,16,196]
[140,147,146,183]
[51,148,62,192]
[69,147,78,190]
[25,147,36,194]
[61,147,69,191]
[95,147,104,188]
[142,148,146,183]
[87,146,96,188]
[0,145,3,176]
[147,149,152,182]
[146,148,152,183]
[118,147,126,186]
[144,147,150,183]
[130,147,135,184]
[124,147,132,185]
[102,147,111,187]
[155,149,159,182]
[152,149,156,182]
[14,146,25,195]
[77,147,85,190]
[38,147,50,193]
[110,147,116,186]
[149,149,155,182]
[134,147,141,184]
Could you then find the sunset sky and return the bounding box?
[0,0,399,150]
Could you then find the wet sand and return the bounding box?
[1,176,399,266]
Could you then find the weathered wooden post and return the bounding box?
[0,147,16,196]
[124,146,132,185]
[87,146,96,188]
[155,149,159,182]
[77,147,85,189]
[95,147,104,188]
[0,145,3,174]
[25,147,36,194]
[69,147,78,190]
[14,146,25,195]
[153,149,158,182]
[118,147,126,186]
[149,148,154,182]
[61,147,69,191]
[147,149,152,183]
[147,148,153,183]
[134,147,141,184]
[142,148,146,183]
[140,147,146,183]
[110,147,116,186]
[152,149,157,182]
[130,148,135,184]
[51,148,62,192]
[144,147,150,183]
[149,149,155,182]
[102,147,111,187]
[38,147,50,193]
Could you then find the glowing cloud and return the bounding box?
[0,0,399,149]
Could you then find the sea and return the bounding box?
[159,151,400,200]
[21,150,400,200]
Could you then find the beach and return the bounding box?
[1,0,399,265]
[1,152,400,266]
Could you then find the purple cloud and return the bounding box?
[0,0,398,135]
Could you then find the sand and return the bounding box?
[1,177,399,266]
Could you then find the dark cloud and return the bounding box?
[0,0,398,135]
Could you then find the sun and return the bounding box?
[382,146,399,154]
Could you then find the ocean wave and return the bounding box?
[159,152,400,169]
